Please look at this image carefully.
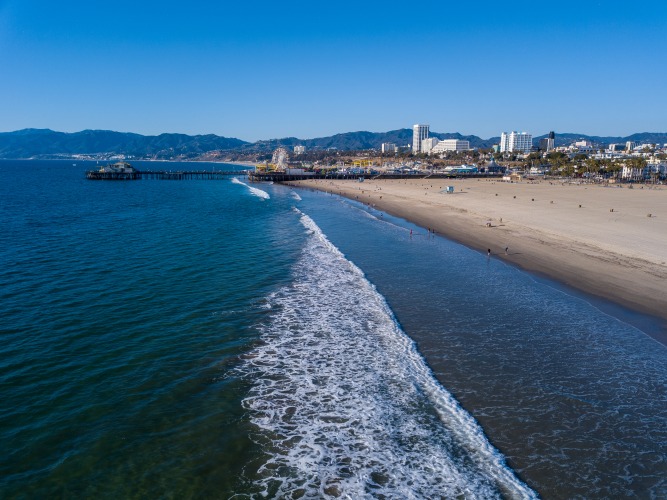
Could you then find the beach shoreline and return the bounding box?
[224,160,257,167]
[288,178,667,328]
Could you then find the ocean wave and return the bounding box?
[231,177,270,199]
[241,208,535,498]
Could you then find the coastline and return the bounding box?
[288,178,667,327]
[224,160,257,167]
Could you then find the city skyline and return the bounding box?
[1,0,666,142]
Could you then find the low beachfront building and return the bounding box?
[444,165,478,174]
[647,159,667,179]
[621,159,666,181]
[622,165,647,181]
[502,172,523,182]
[483,158,505,173]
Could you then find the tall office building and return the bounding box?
[500,131,533,153]
[412,124,429,154]
[539,131,555,152]
[499,132,509,152]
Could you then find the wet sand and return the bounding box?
[293,178,667,324]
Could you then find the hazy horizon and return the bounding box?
[3,127,667,145]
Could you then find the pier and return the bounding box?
[248,171,503,182]
[86,162,501,182]
[86,169,250,180]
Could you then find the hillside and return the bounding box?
[241,129,497,152]
[1,128,666,159]
[533,132,667,148]
[0,129,248,159]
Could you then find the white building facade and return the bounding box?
[500,131,533,153]
[420,137,439,154]
[432,139,471,153]
[381,143,398,154]
[294,145,306,155]
[412,124,429,154]
[622,164,649,181]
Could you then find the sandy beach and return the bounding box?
[292,178,667,323]
[225,160,257,167]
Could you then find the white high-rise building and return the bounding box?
[500,131,532,153]
[412,124,429,154]
[293,145,306,155]
[500,132,510,152]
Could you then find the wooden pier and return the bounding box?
[248,172,503,182]
[86,164,501,182]
[86,169,250,180]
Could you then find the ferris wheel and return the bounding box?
[271,147,289,170]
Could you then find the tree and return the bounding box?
[606,162,623,180]
[625,157,647,181]
[585,158,601,177]
[561,165,575,177]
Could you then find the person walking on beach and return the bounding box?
[505,246,509,255]
[487,248,491,257]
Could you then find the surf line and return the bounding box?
[231,177,270,199]
[242,206,537,498]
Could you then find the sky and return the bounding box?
[1,0,666,141]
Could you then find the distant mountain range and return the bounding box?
[244,130,501,152]
[533,132,667,148]
[0,129,248,159]
[1,128,666,159]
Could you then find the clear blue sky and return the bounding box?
[1,0,665,141]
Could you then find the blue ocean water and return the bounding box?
[1,160,666,498]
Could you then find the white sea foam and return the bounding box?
[291,191,302,201]
[231,177,270,199]
[241,209,536,498]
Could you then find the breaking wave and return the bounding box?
[232,177,270,199]
[241,208,535,498]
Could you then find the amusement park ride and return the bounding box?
[255,148,374,173]
[255,147,289,172]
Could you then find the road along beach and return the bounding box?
[290,178,667,326]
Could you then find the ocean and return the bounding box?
[1,160,665,498]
